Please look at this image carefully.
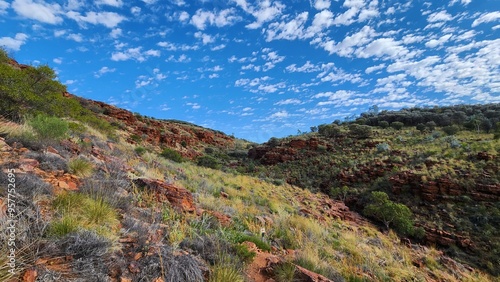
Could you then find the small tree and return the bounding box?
[426,121,437,131]
[390,121,404,130]
[348,124,372,139]
[442,125,460,136]
[379,121,389,129]
[363,191,414,236]
[318,124,342,138]
[416,123,426,133]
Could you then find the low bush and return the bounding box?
[134,146,147,155]
[68,157,94,177]
[160,147,184,163]
[196,155,221,169]
[28,114,68,141]
[232,233,271,252]
[273,261,297,282]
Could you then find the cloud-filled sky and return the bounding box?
[0,0,499,142]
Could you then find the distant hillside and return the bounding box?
[239,108,500,276]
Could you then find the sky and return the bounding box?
[0,0,499,143]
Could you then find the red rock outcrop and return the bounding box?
[133,178,196,213]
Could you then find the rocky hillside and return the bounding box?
[244,119,500,276]
[0,50,497,281]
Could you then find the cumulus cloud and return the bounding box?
[313,0,331,10]
[0,33,28,51]
[111,47,160,62]
[66,11,126,28]
[427,10,453,22]
[96,0,123,7]
[472,11,500,27]
[0,0,9,15]
[286,61,320,73]
[12,0,63,24]
[235,0,286,29]
[266,12,309,41]
[190,8,240,30]
[67,33,83,42]
[94,66,116,78]
[194,31,215,45]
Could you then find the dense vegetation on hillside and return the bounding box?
[233,106,500,276]
[0,51,498,281]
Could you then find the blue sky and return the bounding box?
[0,0,499,142]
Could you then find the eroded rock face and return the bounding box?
[68,94,235,159]
[133,178,196,213]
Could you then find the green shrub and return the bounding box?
[234,244,256,263]
[318,123,342,138]
[442,125,460,135]
[28,114,68,141]
[68,122,86,134]
[197,155,221,169]
[233,233,271,252]
[391,121,404,130]
[348,124,372,139]
[379,121,389,128]
[161,147,184,162]
[363,191,415,236]
[130,134,142,143]
[134,146,147,155]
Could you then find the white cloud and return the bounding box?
[186,102,201,109]
[313,0,331,10]
[53,57,62,64]
[67,33,83,42]
[12,0,63,24]
[266,12,309,41]
[142,0,157,4]
[66,11,126,28]
[96,0,123,7]
[54,30,66,37]
[269,110,290,119]
[157,41,199,51]
[425,34,452,48]
[234,0,285,29]
[365,63,386,74]
[355,38,412,59]
[179,11,190,22]
[286,61,320,73]
[0,33,28,51]
[0,1,9,15]
[211,44,226,51]
[111,47,159,62]
[194,31,215,45]
[190,8,240,30]
[319,25,376,56]
[144,49,160,57]
[131,6,141,16]
[427,10,453,22]
[94,66,116,78]
[64,79,76,85]
[275,98,302,105]
[449,0,472,6]
[110,28,122,38]
[472,12,500,27]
